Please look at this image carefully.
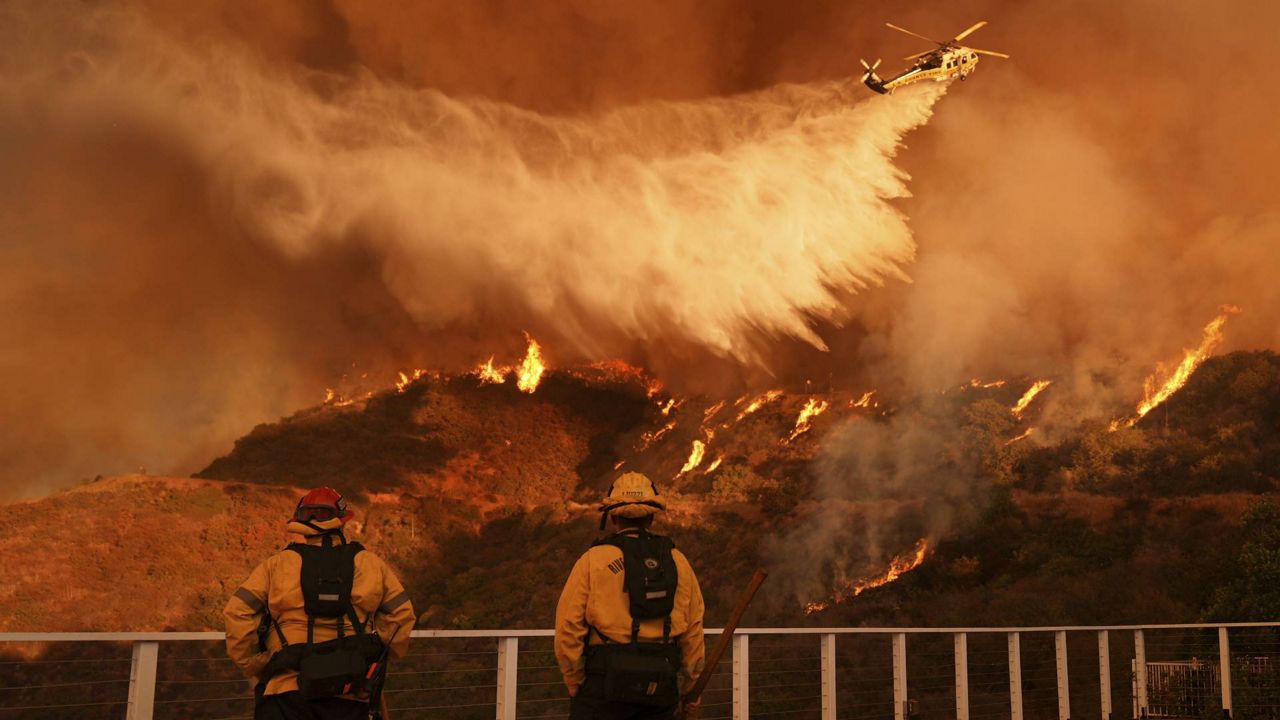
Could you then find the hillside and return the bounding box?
[2,352,1279,634]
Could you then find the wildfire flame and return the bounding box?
[678,440,706,476]
[702,401,726,425]
[785,398,830,444]
[395,369,427,394]
[659,398,683,417]
[323,388,336,404]
[735,389,784,422]
[804,539,930,614]
[705,455,724,473]
[1112,305,1242,430]
[576,360,659,394]
[968,379,1007,389]
[515,337,545,393]
[1012,380,1052,418]
[1004,427,1035,445]
[639,420,677,450]
[471,335,546,392]
[851,390,877,409]
[475,356,506,385]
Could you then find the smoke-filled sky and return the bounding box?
[2,0,1278,498]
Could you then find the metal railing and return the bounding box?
[2,623,1279,719]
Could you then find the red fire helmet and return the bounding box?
[293,486,354,525]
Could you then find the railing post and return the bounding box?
[126,640,158,720]
[821,633,837,720]
[496,636,518,720]
[955,632,970,720]
[893,632,908,720]
[733,633,750,720]
[1008,632,1023,720]
[1134,630,1148,719]
[1219,626,1233,719]
[1099,630,1113,720]
[1056,630,1071,720]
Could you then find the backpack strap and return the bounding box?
[288,540,367,647]
[268,606,288,647]
[593,530,678,646]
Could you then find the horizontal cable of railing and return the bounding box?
[3,624,1279,720]
[5,621,1280,643]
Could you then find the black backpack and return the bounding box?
[588,530,683,706]
[258,538,384,700]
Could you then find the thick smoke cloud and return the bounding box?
[762,0,1280,601]
[0,2,938,496]
[1,0,1278,508]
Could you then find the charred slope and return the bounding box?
[2,353,1279,633]
[197,371,654,502]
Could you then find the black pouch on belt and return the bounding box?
[297,634,383,700]
[598,643,681,707]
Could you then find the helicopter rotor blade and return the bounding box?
[885,22,943,46]
[903,49,934,61]
[952,20,987,42]
[969,47,1010,59]
[859,58,882,82]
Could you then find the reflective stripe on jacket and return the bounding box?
[554,530,706,694]
[223,527,414,696]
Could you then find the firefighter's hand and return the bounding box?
[679,696,701,719]
[566,684,579,697]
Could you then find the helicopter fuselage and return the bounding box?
[864,46,981,94]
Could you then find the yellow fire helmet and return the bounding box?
[599,472,666,529]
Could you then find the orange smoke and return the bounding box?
[804,539,930,614]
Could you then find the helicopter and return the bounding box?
[861,20,1009,94]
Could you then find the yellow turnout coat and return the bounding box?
[224,523,415,696]
[554,528,706,695]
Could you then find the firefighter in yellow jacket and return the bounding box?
[555,473,706,720]
[224,487,415,720]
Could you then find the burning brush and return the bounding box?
[804,539,931,614]
[470,334,547,394]
[1111,305,1241,430]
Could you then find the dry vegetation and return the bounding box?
[2,353,1279,635]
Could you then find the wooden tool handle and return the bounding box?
[679,569,768,718]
